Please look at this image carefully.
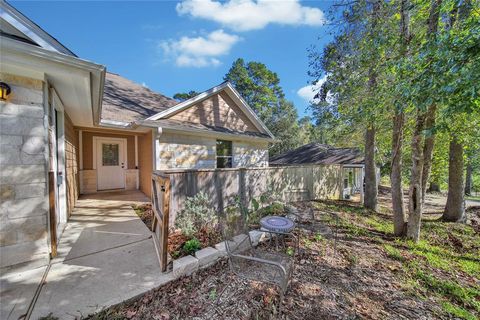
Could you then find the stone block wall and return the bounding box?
[156,132,269,170]
[156,133,216,170]
[0,73,49,268]
[232,141,268,167]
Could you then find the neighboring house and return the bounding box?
[0,2,274,269]
[270,143,365,201]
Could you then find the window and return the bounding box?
[102,143,119,166]
[216,140,232,168]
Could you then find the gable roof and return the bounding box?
[145,81,275,139]
[270,143,364,166]
[0,1,75,56]
[100,73,178,123]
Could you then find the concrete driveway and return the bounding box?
[2,191,174,320]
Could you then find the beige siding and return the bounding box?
[64,113,78,217]
[138,130,153,198]
[169,92,260,133]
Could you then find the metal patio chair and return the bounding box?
[220,208,298,314]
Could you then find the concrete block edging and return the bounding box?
[170,230,268,279]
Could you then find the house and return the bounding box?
[0,1,274,269]
[270,143,365,201]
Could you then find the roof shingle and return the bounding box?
[270,143,364,166]
[101,73,178,123]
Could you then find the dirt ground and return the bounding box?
[88,191,479,320]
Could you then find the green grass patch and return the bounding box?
[411,266,480,313]
[442,301,478,320]
[383,244,405,262]
[365,216,394,234]
[466,195,480,201]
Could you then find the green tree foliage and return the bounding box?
[224,58,312,155]
[173,90,200,101]
[308,0,480,239]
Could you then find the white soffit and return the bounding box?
[1,37,105,127]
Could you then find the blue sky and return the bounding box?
[12,0,334,117]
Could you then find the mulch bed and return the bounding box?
[168,227,223,259]
[133,204,154,231]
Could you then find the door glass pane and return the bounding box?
[102,143,119,166]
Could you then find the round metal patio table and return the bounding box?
[260,216,295,249]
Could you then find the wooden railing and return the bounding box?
[151,172,171,272]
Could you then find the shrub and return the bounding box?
[183,238,201,255]
[175,192,218,237]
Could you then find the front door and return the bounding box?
[96,138,126,190]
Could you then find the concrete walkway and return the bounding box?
[2,190,174,320]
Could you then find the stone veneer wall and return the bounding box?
[156,132,269,170]
[0,73,49,268]
[232,141,268,167]
[156,133,216,170]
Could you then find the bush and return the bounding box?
[183,238,201,255]
[175,192,218,237]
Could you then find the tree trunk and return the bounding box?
[407,110,426,241]
[465,163,473,196]
[390,0,410,237]
[406,0,443,242]
[421,103,437,202]
[443,138,465,222]
[364,125,378,211]
[391,111,406,235]
[421,0,444,203]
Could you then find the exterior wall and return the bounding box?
[138,130,153,198]
[78,128,142,194]
[64,113,78,217]
[233,141,268,167]
[0,73,49,268]
[156,132,216,170]
[81,131,136,170]
[156,132,269,170]
[169,92,260,133]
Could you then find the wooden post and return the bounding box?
[151,173,170,272]
[48,171,57,258]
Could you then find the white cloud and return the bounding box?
[159,29,240,67]
[176,0,326,31]
[297,76,327,104]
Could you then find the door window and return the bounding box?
[102,143,119,166]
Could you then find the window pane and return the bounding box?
[216,140,232,157]
[217,157,232,169]
[102,143,119,166]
